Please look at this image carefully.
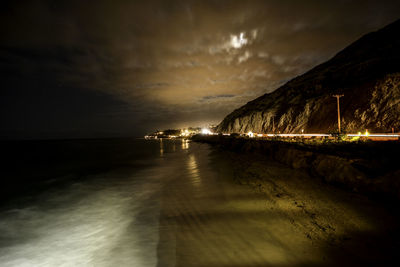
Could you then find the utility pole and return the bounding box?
[272,115,275,134]
[332,94,344,133]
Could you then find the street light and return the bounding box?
[201,128,212,135]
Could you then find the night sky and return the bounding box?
[1,0,400,139]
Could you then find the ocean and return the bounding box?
[0,138,192,266]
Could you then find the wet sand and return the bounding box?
[157,142,400,266]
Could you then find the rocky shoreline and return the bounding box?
[192,135,400,202]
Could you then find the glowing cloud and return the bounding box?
[230,32,248,49]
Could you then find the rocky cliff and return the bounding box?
[217,19,400,134]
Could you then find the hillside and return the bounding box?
[217,19,400,134]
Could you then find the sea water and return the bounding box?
[0,139,187,266]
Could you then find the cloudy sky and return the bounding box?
[1,0,400,138]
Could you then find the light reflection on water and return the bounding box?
[181,139,189,150]
[187,154,201,187]
[159,138,164,156]
[160,138,188,156]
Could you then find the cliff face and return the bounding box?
[217,20,400,134]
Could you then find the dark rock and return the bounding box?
[193,135,400,201]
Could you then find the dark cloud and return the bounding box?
[201,94,236,102]
[1,0,400,138]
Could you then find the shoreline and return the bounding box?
[192,135,400,203]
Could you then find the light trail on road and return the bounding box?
[231,132,400,140]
